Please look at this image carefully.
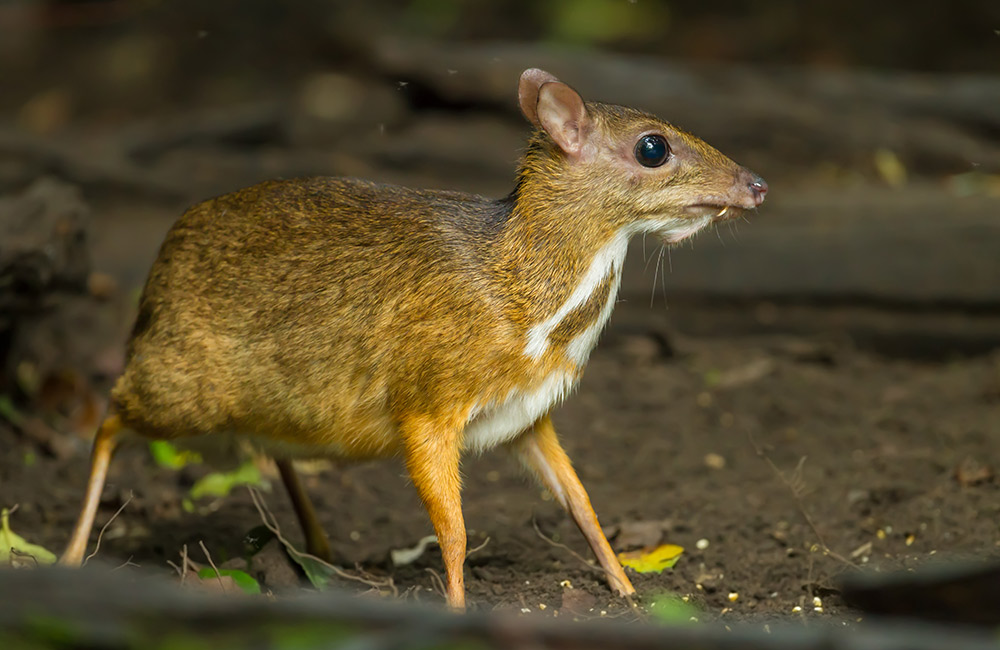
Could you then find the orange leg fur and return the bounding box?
[510,414,635,597]
[401,415,466,609]
[59,414,122,566]
[275,458,333,562]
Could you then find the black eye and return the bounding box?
[634,134,670,167]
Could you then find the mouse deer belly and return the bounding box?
[462,370,577,452]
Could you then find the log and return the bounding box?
[0,567,997,650]
[367,40,1000,176]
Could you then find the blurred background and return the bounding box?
[1,0,999,620]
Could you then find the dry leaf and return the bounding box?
[617,543,684,574]
[955,457,994,487]
[559,585,597,617]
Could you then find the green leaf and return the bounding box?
[189,460,264,501]
[149,440,202,469]
[0,395,24,426]
[284,546,333,590]
[196,568,261,594]
[648,593,701,625]
[0,508,56,565]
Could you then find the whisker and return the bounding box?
[659,245,668,307]
[642,233,656,273]
[650,246,663,308]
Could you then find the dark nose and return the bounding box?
[749,175,768,206]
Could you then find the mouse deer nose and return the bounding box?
[748,175,768,206]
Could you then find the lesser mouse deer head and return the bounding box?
[517,68,766,245]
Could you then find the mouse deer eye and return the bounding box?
[634,134,670,168]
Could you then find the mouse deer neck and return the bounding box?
[488,141,630,337]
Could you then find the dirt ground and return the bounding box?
[2,1,999,629]
[3,283,998,621]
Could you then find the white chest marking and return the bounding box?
[462,371,576,452]
[565,272,621,365]
[523,231,631,361]
[522,217,715,363]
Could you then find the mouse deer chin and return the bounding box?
[638,214,715,245]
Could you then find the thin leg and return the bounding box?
[401,415,466,609]
[509,414,635,597]
[275,458,332,562]
[59,414,122,566]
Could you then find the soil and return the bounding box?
[2,3,999,627]
[3,283,998,621]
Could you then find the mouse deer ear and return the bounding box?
[518,68,560,127]
[535,80,591,157]
[518,68,591,157]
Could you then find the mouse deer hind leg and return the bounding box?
[275,458,333,562]
[509,414,635,597]
[59,413,123,566]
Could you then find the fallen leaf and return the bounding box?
[559,585,597,617]
[0,508,56,566]
[189,573,244,595]
[149,440,203,470]
[617,543,684,574]
[874,147,907,187]
[284,546,333,590]
[189,460,264,500]
[605,519,671,550]
[648,593,700,625]
[196,568,261,594]
[955,457,994,487]
[390,534,438,566]
[713,358,775,389]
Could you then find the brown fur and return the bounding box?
[63,69,766,609]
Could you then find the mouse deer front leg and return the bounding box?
[509,414,635,597]
[401,414,467,609]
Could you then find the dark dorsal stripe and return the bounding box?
[546,270,617,349]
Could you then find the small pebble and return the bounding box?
[704,453,726,470]
[696,538,710,550]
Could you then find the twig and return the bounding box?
[247,487,396,594]
[111,556,139,571]
[199,540,227,592]
[180,544,190,584]
[424,567,447,600]
[531,518,604,575]
[83,492,133,567]
[8,548,39,568]
[466,536,490,558]
[166,560,183,579]
[746,430,857,568]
